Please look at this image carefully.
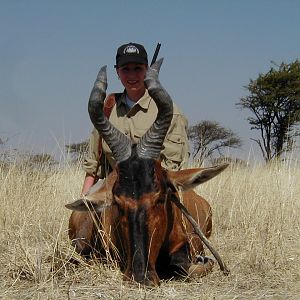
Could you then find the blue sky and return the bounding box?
[1,0,300,161]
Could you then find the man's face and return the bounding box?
[117,63,148,95]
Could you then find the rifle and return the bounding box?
[150,43,161,66]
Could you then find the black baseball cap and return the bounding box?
[115,42,148,68]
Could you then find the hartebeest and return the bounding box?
[66,59,228,286]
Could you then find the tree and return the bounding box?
[0,137,8,146]
[0,150,57,170]
[20,153,57,170]
[188,120,242,166]
[236,60,300,162]
[65,140,89,162]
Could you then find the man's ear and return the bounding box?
[168,164,229,191]
[116,68,120,78]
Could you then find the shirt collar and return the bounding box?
[118,89,152,111]
[136,89,152,110]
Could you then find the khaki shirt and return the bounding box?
[83,89,190,178]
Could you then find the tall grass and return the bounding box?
[0,158,299,299]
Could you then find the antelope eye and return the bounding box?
[156,196,166,205]
[113,195,122,205]
[156,199,165,205]
[113,196,125,214]
[113,202,125,215]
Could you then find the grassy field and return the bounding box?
[0,159,299,299]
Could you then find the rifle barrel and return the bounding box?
[150,43,161,66]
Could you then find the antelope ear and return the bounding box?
[65,198,111,212]
[85,189,113,202]
[168,164,229,191]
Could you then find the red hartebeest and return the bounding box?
[66,59,228,286]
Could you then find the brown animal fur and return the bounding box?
[67,165,224,284]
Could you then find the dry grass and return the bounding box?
[0,159,299,299]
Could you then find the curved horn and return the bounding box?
[136,58,174,159]
[88,66,132,162]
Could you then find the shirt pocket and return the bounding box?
[162,133,185,162]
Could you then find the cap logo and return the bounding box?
[123,45,139,54]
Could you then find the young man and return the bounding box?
[82,42,189,195]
